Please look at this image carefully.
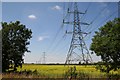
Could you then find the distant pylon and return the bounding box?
[63,2,92,64]
[43,52,46,64]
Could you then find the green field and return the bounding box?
[14,64,119,78]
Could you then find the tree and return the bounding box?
[90,18,120,73]
[2,21,32,72]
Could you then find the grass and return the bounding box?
[2,64,120,78]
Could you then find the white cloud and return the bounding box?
[28,14,36,19]
[38,36,49,41]
[38,37,44,41]
[51,5,62,10]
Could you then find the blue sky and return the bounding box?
[2,2,118,63]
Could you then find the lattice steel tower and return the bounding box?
[43,52,46,64]
[63,2,92,64]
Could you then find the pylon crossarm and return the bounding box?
[80,22,90,25]
[68,11,85,14]
[63,21,90,25]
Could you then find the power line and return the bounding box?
[83,3,111,32]
[48,34,66,54]
[46,3,72,54]
[63,2,65,18]
[90,10,118,33]
[81,2,92,21]
[46,24,63,53]
[90,3,111,25]
[51,34,68,54]
[47,3,73,55]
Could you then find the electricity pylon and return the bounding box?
[36,52,46,64]
[63,2,92,64]
[43,52,46,64]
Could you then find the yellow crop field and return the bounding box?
[15,64,120,78]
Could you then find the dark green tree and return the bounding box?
[2,21,32,72]
[90,18,120,73]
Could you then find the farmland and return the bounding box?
[2,64,120,78]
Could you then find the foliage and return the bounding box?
[64,66,77,79]
[2,21,32,72]
[2,69,39,78]
[90,18,120,73]
[78,71,89,79]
